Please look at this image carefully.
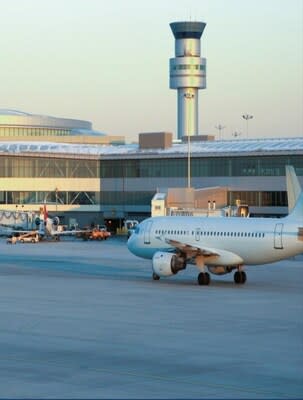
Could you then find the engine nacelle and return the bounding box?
[152,251,186,277]
[207,265,234,275]
[35,217,41,226]
[52,216,60,226]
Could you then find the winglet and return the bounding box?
[287,190,303,220]
[286,165,301,213]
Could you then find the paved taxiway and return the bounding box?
[0,237,302,399]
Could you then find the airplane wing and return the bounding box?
[165,238,220,258]
[6,229,37,236]
[165,238,243,265]
[50,229,87,236]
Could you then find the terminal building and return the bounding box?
[0,133,302,230]
[0,109,124,145]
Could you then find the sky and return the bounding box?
[1,0,302,142]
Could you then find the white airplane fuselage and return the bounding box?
[128,215,303,266]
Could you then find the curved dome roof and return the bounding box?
[0,109,31,116]
[0,108,92,130]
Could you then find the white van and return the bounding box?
[19,233,40,243]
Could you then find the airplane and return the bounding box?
[3,203,84,241]
[127,168,303,286]
[34,203,86,240]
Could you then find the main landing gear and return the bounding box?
[234,270,247,284]
[196,255,210,286]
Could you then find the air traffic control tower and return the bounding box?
[169,21,207,140]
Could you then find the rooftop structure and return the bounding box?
[139,132,173,150]
[0,137,302,157]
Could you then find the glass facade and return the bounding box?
[100,191,154,205]
[0,127,70,136]
[0,152,301,210]
[0,156,100,178]
[228,191,288,207]
[0,189,289,208]
[100,155,303,178]
[99,190,288,208]
[0,191,99,205]
[171,65,206,71]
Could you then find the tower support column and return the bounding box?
[178,88,198,137]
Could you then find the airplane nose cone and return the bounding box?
[127,234,136,255]
[127,232,142,257]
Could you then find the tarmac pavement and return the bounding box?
[0,237,302,398]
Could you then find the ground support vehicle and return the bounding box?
[81,227,111,241]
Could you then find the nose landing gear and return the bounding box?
[198,272,210,285]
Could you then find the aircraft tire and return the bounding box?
[234,271,247,284]
[198,272,210,286]
[152,272,160,281]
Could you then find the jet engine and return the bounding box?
[52,216,60,226]
[207,266,234,275]
[35,216,59,227]
[152,252,186,277]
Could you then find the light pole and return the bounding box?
[55,187,58,212]
[215,124,226,140]
[15,205,18,227]
[242,114,253,138]
[183,93,193,189]
[187,133,191,189]
[232,131,242,139]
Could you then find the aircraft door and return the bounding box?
[195,228,201,241]
[144,220,153,244]
[274,223,283,249]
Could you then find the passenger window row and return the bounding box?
[156,230,189,235]
[155,229,265,238]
